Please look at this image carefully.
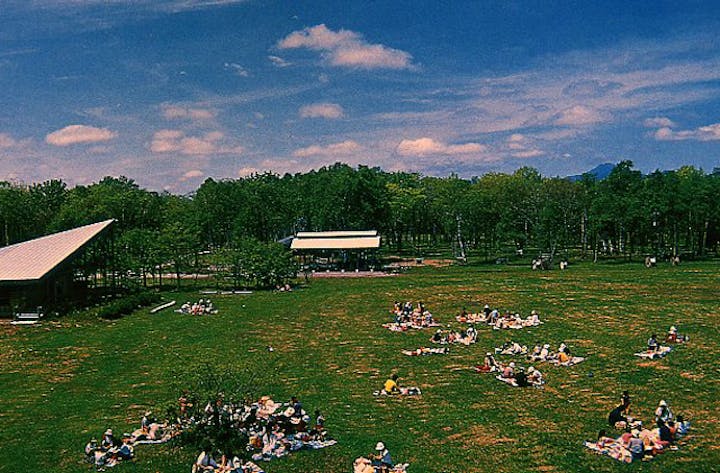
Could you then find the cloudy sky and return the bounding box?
[1,0,719,192]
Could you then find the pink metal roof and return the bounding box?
[0,219,114,282]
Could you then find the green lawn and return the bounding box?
[1,262,719,473]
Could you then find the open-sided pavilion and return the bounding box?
[0,219,115,317]
[289,230,381,270]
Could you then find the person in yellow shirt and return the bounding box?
[557,350,570,364]
[383,374,400,394]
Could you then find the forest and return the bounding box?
[2,160,719,278]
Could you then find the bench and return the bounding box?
[12,309,44,325]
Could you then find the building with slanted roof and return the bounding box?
[0,219,115,317]
[289,230,381,270]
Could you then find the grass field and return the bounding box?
[1,262,719,473]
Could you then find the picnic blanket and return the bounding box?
[353,457,409,473]
[373,387,422,396]
[548,356,586,366]
[402,347,448,356]
[634,346,672,359]
[383,322,441,332]
[495,343,527,355]
[495,374,544,388]
[583,439,633,463]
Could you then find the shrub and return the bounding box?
[97,292,161,319]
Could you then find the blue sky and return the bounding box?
[1,0,719,192]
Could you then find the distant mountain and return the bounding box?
[567,163,616,182]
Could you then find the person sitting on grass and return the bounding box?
[666,326,689,343]
[193,445,219,472]
[477,352,499,372]
[84,438,98,463]
[116,434,134,461]
[527,366,544,386]
[657,419,674,446]
[101,428,116,451]
[501,362,516,379]
[514,367,529,387]
[557,348,570,364]
[370,442,394,473]
[674,415,691,437]
[608,403,628,428]
[647,334,659,352]
[627,429,645,461]
[655,400,674,423]
[384,374,401,395]
[621,390,631,416]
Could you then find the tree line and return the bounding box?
[2,160,719,281]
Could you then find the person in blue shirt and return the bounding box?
[371,442,393,472]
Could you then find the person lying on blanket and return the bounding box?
[403,346,448,356]
[498,340,526,355]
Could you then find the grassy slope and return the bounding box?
[1,263,719,473]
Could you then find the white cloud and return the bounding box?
[277,24,414,70]
[180,169,204,181]
[161,104,215,121]
[396,137,485,157]
[224,62,249,77]
[45,125,117,146]
[554,105,608,126]
[503,133,545,158]
[150,129,243,155]
[299,103,344,119]
[506,133,526,150]
[293,140,360,158]
[0,133,19,149]
[644,116,675,128]
[654,123,720,141]
[268,55,291,68]
[512,149,545,158]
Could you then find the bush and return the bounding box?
[159,364,264,458]
[97,292,161,319]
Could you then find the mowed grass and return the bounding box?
[1,262,719,473]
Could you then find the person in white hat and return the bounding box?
[370,442,393,472]
[101,429,116,451]
[655,400,674,423]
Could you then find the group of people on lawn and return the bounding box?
[84,413,176,468]
[456,305,542,329]
[589,393,690,463]
[176,299,217,316]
